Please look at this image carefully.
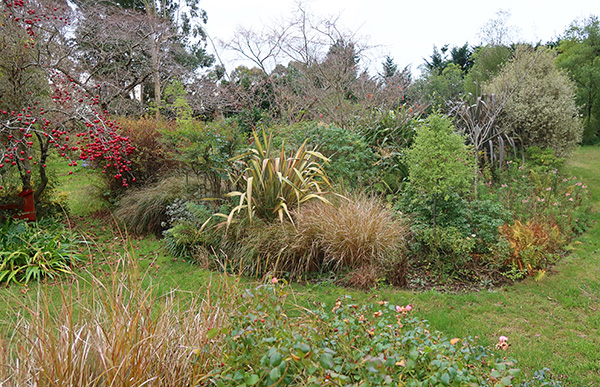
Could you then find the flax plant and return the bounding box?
[222,130,331,226]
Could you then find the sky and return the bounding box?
[200,0,597,77]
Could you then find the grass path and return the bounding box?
[46,146,600,385]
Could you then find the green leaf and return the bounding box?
[320,353,335,369]
[440,372,450,385]
[246,374,260,385]
[501,376,512,386]
[207,328,220,339]
[269,367,281,381]
[269,351,283,367]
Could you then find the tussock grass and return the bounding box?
[297,193,409,273]
[115,175,192,236]
[0,256,235,386]
[229,193,410,286]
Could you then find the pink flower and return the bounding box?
[553,202,559,206]
[396,305,403,313]
[566,193,571,196]
[569,197,574,202]
[271,277,278,284]
[405,304,412,311]
[499,336,508,343]
[501,184,508,188]
[546,187,552,191]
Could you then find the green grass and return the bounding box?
[52,158,107,216]
[2,146,599,385]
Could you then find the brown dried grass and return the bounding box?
[0,256,235,386]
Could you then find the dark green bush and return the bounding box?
[270,122,378,188]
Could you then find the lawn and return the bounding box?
[2,146,599,385]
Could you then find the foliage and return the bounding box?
[212,193,409,286]
[0,218,81,284]
[556,15,600,144]
[208,281,561,386]
[484,45,582,157]
[405,114,473,228]
[157,81,245,198]
[163,200,227,259]
[117,116,176,185]
[411,225,475,275]
[161,118,244,198]
[417,63,467,111]
[464,45,513,95]
[222,130,331,225]
[491,157,590,235]
[496,220,563,279]
[271,122,379,188]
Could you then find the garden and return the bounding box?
[0,1,599,386]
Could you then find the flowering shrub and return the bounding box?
[206,281,562,386]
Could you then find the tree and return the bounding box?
[463,44,513,95]
[0,1,134,213]
[557,15,600,143]
[424,45,449,75]
[405,115,473,229]
[381,55,398,79]
[478,9,519,47]
[72,0,214,116]
[484,46,582,157]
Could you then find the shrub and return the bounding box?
[411,225,475,275]
[160,118,244,198]
[405,114,473,228]
[496,220,564,278]
[163,200,231,261]
[398,184,511,279]
[271,121,379,188]
[208,281,561,386]
[484,45,582,157]
[0,218,81,284]
[222,130,331,225]
[490,160,591,239]
[118,116,176,185]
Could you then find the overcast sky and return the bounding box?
[200,0,596,76]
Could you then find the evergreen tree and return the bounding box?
[382,55,398,79]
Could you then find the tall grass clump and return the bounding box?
[226,193,411,287]
[115,175,197,236]
[0,257,236,386]
[296,193,411,287]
